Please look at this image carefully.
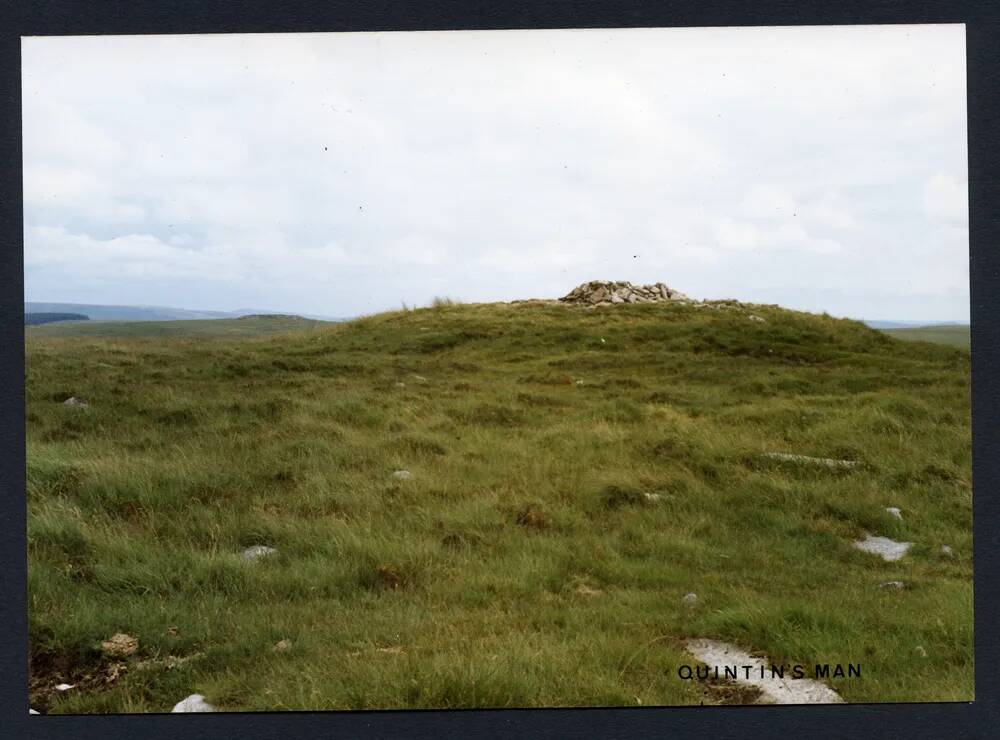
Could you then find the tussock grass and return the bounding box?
[26,300,971,711]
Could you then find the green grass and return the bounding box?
[882,325,970,350]
[26,315,330,339]
[25,299,972,712]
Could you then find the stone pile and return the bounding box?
[559,280,689,306]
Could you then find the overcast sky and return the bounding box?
[22,25,969,321]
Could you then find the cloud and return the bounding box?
[922,173,969,223]
[21,25,969,321]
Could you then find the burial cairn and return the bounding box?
[559,280,690,306]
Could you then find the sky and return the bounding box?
[22,25,969,321]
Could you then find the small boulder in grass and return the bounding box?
[273,639,292,652]
[877,581,905,591]
[241,545,277,562]
[392,469,412,480]
[941,544,955,557]
[171,694,216,713]
[101,633,139,658]
[886,507,903,520]
[682,592,699,607]
[63,396,88,407]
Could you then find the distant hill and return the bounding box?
[862,319,967,330]
[25,312,90,326]
[25,302,234,322]
[25,315,329,338]
[881,324,970,350]
[25,302,348,323]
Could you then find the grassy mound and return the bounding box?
[25,299,972,711]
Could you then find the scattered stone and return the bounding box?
[392,469,412,480]
[748,314,766,322]
[915,646,928,658]
[682,592,699,607]
[643,492,663,503]
[940,544,954,557]
[241,545,277,561]
[54,683,75,691]
[100,633,139,659]
[877,581,905,591]
[171,694,216,713]
[763,452,859,469]
[63,396,88,407]
[853,534,913,562]
[886,507,903,520]
[273,639,292,652]
[559,280,690,307]
[684,639,842,704]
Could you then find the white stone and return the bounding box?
[55,683,75,691]
[853,535,912,562]
[886,507,903,520]
[877,581,905,590]
[29,709,40,715]
[392,469,412,480]
[763,452,859,469]
[685,639,842,704]
[940,544,954,557]
[63,396,88,407]
[682,592,698,606]
[241,545,277,561]
[748,314,766,323]
[171,694,216,713]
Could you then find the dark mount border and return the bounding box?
[2,2,997,738]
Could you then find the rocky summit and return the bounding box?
[559,280,689,306]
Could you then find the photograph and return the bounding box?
[22,24,972,713]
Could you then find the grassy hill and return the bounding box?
[26,315,329,339]
[882,324,970,350]
[26,299,972,712]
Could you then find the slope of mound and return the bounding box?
[25,300,971,711]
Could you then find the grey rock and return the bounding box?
[748,314,766,323]
[241,545,277,561]
[763,452,859,469]
[392,469,412,480]
[877,581,905,590]
[682,592,699,606]
[886,507,903,520]
[171,694,216,713]
[853,534,913,562]
[63,396,88,407]
[940,544,954,557]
